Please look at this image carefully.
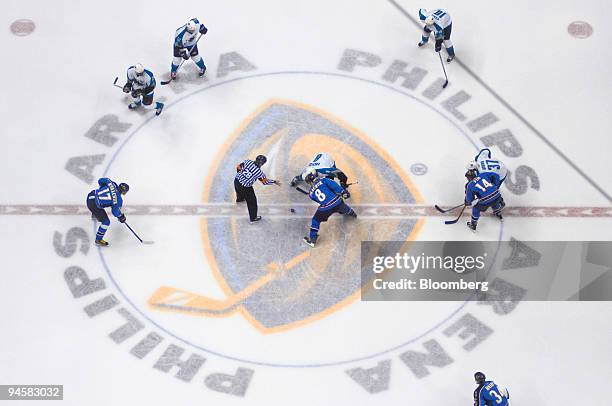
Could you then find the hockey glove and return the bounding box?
[180,48,190,60]
[122,82,132,93]
[199,25,208,35]
[118,214,126,223]
[435,41,442,52]
[342,191,351,199]
[131,89,142,98]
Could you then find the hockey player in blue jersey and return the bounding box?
[464,165,505,231]
[302,170,356,247]
[170,18,208,80]
[417,8,455,62]
[86,178,129,246]
[290,152,349,189]
[122,63,164,116]
[474,372,510,406]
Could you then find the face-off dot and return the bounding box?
[567,21,593,38]
[10,19,36,36]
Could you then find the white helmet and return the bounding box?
[425,15,434,25]
[134,63,144,75]
[466,161,478,171]
[302,167,317,182]
[186,19,197,33]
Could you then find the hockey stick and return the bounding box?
[124,222,155,244]
[161,33,204,85]
[438,51,449,88]
[148,251,310,316]
[444,204,467,225]
[434,203,465,214]
[112,77,123,89]
[296,187,309,195]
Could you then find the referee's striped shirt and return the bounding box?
[235,159,274,187]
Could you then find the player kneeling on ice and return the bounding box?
[122,63,164,115]
[86,178,129,246]
[471,148,508,187]
[474,371,510,406]
[290,152,349,189]
[170,18,208,80]
[417,8,455,62]
[303,169,356,247]
[464,164,505,232]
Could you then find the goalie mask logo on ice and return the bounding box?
[148,99,424,333]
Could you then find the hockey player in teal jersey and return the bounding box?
[86,178,129,246]
[473,372,510,405]
[302,169,356,247]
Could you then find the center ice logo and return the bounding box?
[148,99,423,332]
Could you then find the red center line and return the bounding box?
[0,204,610,218]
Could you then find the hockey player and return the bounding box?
[122,63,164,116]
[469,148,508,188]
[417,8,455,62]
[234,155,281,223]
[303,170,356,247]
[86,177,129,246]
[170,18,208,80]
[464,165,505,231]
[473,372,510,406]
[290,152,349,189]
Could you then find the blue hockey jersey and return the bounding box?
[308,177,344,210]
[474,381,510,406]
[94,178,124,218]
[465,176,501,207]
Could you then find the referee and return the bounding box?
[234,155,280,223]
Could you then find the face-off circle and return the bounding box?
[567,21,593,39]
[10,19,36,36]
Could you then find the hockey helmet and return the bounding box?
[134,63,144,75]
[474,372,486,385]
[302,167,317,181]
[187,19,197,33]
[304,171,317,185]
[254,155,267,167]
[118,183,130,194]
[465,161,479,181]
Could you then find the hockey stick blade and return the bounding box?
[160,78,174,85]
[112,77,123,89]
[444,205,467,225]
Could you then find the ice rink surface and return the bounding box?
[1,0,611,404]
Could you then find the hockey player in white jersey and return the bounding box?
[122,64,164,116]
[417,8,455,62]
[290,152,349,190]
[468,148,508,187]
[170,18,208,80]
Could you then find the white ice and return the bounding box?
[1,0,611,405]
